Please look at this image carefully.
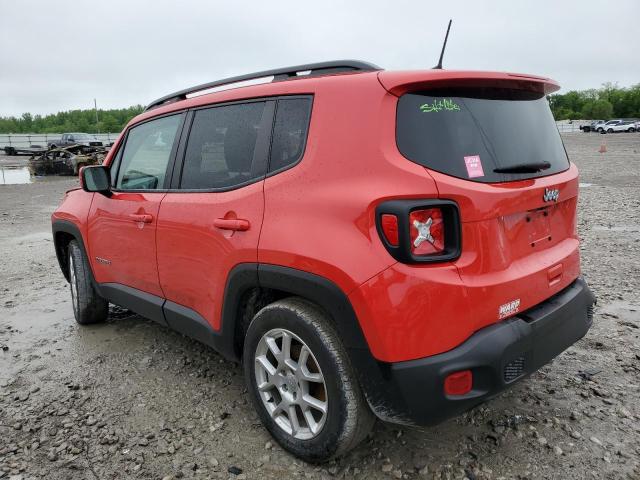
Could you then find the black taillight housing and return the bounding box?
[375,199,461,264]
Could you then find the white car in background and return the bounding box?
[603,121,637,133]
[595,119,623,132]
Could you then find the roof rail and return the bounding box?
[144,60,382,111]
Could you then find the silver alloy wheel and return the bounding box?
[254,328,328,440]
[69,253,78,315]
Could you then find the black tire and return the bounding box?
[597,128,604,133]
[67,240,108,325]
[243,297,374,462]
[628,128,636,132]
[607,128,613,133]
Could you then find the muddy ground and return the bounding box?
[1,133,639,480]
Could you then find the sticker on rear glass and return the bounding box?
[419,98,460,113]
[464,155,485,178]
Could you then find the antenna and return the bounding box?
[433,19,453,69]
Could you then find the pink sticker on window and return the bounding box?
[464,155,484,178]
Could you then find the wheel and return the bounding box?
[628,128,636,132]
[74,162,86,175]
[243,298,374,462]
[607,128,613,133]
[597,128,604,133]
[67,240,108,324]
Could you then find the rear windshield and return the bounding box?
[396,88,569,183]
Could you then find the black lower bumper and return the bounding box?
[352,277,595,426]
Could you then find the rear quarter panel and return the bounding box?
[258,73,439,293]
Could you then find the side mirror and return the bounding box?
[80,165,111,196]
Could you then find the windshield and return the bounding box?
[396,88,570,183]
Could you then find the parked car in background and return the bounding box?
[603,121,637,133]
[47,133,103,148]
[595,119,623,133]
[580,120,604,132]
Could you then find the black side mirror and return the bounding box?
[81,165,111,196]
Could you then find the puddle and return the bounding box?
[0,166,32,185]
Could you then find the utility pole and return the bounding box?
[94,98,99,133]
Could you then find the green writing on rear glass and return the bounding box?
[419,98,461,113]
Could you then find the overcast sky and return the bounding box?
[1,0,638,117]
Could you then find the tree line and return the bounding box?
[549,83,640,120]
[0,106,144,134]
[1,83,638,133]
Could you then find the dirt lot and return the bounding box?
[1,133,639,480]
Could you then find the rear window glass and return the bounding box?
[396,88,569,183]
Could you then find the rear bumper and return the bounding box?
[355,277,595,426]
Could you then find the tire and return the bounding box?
[243,297,374,462]
[607,128,613,133]
[67,240,108,325]
[597,128,604,133]
[628,128,636,132]
[74,162,86,176]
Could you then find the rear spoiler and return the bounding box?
[377,70,560,97]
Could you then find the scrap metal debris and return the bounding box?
[28,144,107,176]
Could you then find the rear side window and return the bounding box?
[269,97,312,173]
[116,114,182,190]
[180,102,267,189]
[396,88,569,183]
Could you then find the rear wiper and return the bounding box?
[494,161,551,174]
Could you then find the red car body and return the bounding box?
[52,63,594,427]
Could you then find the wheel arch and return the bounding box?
[222,264,371,362]
[52,220,92,283]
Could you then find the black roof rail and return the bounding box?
[144,60,382,111]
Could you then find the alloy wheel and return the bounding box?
[254,328,328,440]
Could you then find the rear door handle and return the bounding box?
[128,213,153,223]
[213,218,250,231]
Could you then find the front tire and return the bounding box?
[243,298,374,462]
[68,240,108,325]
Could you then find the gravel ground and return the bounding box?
[1,133,639,480]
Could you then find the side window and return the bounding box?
[180,102,267,190]
[269,97,312,173]
[116,114,182,190]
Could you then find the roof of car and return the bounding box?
[130,60,561,129]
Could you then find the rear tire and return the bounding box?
[243,297,374,462]
[68,240,108,325]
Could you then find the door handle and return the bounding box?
[213,218,250,231]
[128,213,153,223]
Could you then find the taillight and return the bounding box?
[380,214,399,246]
[376,200,460,264]
[409,208,444,255]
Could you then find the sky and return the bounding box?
[0,0,638,117]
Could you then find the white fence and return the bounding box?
[0,122,597,151]
[555,121,589,134]
[0,133,120,149]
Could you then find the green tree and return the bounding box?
[0,106,144,134]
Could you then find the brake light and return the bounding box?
[444,370,473,396]
[409,208,444,255]
[376,200,460,264]
[380,214,399,246]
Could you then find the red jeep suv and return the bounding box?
[52,60,595,461]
